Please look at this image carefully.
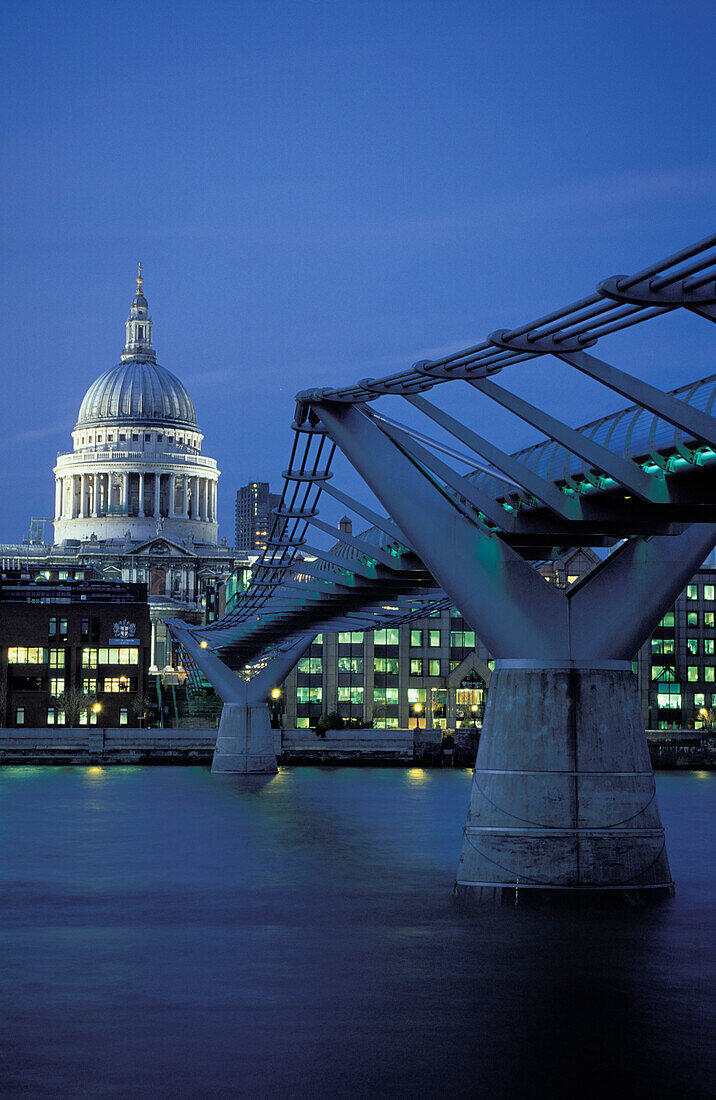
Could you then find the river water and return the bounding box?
[0,766,713,1099]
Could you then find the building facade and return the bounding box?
[235,482,281,553]
[0,570,151,728]
[1,267,245,671]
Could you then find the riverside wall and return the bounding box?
[0,727,713,768]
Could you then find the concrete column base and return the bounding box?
[455,666,674,904]
[211,703,278,774]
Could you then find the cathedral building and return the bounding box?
[2,267,245,670]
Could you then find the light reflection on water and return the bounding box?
[0,766,713,1099]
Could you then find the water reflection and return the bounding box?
[0,766,712,1098]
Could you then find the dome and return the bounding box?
[76,360,198,429]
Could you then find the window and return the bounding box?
[82,678,98,694]
[410,658,423,676]
[49,678,65,696]
[407,688,427,703]
[687,638,699,655]
[695,693,706,707]
[15,708,24,726]
[706,668,716,683]
[375,717,399,729]
[297,656,322,674]
[373,687,399,705]
[375,628,399,646]
[97,433,103,442]
[429,630,441,648]
[705,585,715,602]
[337,686,364,703]
[338,631,363,644]
[145,433,151,442]
[337,657,363,673]
[119,708,128,726]
[651,639,675,654]
[82,648,139,668]
[687,584,698,600]
[296,717,311,728]
[410,630,423,647]
[103,677,135,693]
[450,631,476,648]
[706,640,715,655]
[119,433,127,442]
[132,433,139,442]
[48,648,65,669]
[108,433,114,442]
[374,658,399,675]
[49,617,57,637]
[428,659,441,676]
[157,433,163,442]
[688,612,699,627]
[8,647,46,664]
[706,612,715,628]
[296,686,323,704]
[688,666,699,682]
[652,666,679,682]
[47,707,65,726]
[659,612,675,628]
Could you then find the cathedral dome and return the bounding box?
[76,360,198,429]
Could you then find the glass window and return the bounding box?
[296,686,323,704]
[8,647,47,664]
[706,640,715,655]
[706,667,716,683]
[687,584,698,600]
[296,717,310,728]
[651,639,675,654]
[49,677,65,696]
[337,657,363,673]
[407,688,427,703]
[15,708,24,726]
[410,630,423,647]
[706,612,715,628]
[657,692,681,709]
[313,634,323,645]
[375,629,399,646]
[338,686,364,703]
[450,631,476,648]
[694,693,706,707]
[687,666,699,682]
[103,677,134,692]
[47,708,55,725]
[145,433,151,442]
[82,678,98,694]
[60,619,67,635]
[297,656,323,674]
[410,658,423,676]
[119,708,128,726]
[687,638,699,655]
[705,585,715,601]
[429,630,441,648]
[374,658,399,675]
[49,648,65,669]
[688,612,699,627]
[48,617,57,637]
[659,612,675,628]
[428,659,441,676]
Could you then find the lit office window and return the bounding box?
[8,647,46,664]
[687,638,699,655]
[428,659,441,676]
[410,659,423,676]
[705,586,715,602]
[429,630,441,647]
[410,630,423,647]
[687,584,699,600]
[16,708,24,726]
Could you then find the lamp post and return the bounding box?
[270,687,282,729]
[471,703,479,732]
[413,701,423,730]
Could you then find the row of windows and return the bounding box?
[658,611,716,629]
[78,430,200,448]
[81,648,140,668]
[297,656,445,677]
[81,677,136,693]
[653,638,716,654]
[686,584,716,601]
[652,665,716,683]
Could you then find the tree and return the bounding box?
[51,687,96,728]
[131,692,148,727]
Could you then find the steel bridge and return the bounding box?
[170,231,716,902]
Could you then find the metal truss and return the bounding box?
[170,231,716,671]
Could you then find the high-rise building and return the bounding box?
[235,482,281,553]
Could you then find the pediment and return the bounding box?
[131,537,196,558]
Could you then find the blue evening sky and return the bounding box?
[0,0,713,542]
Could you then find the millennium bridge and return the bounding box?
[169,231,716,902]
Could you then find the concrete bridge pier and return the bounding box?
[456,662,672,902]
[167,622,311,774]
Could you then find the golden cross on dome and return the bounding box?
[136,261,143,293]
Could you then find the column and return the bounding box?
[80,473,88,518]
[122,472,129,513]
[210,481,216,522]
[55,478,62,519]
[168,475,176,518]
[91,474,99,517]
[182,475,189,517]
[138,472,145,517]
[199,478,206,520]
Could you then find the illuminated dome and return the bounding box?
[77,360,197,429]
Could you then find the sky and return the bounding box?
[0,0,714,543]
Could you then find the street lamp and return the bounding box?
[413,702,423,730]
[200,640,208,649]
[270,687,282,729]
[471,703,479,732]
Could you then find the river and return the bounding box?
[0,766,713,1098]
